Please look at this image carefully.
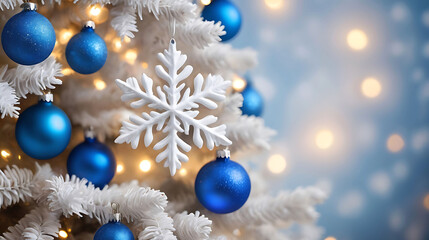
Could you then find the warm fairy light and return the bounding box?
[267,154,287,174]
[124,49,138,64]
[387,134,405,153]
[315,130,334,150]
[87,4,109,24]
[142,62,149,69]
[112,38,122,52]
[59,29,74,45]
[89,5,101,16]
[232,75,247,92]
[93,78,106,90]
[347,29,368,50]
[1,150,11,159]
[361,77,382,98]
[139,160,152,172]
[59,230,68,238]
[61,68,73,76]
[116,164,124,174]
[265,0,284,10]
[18,155,21,160]
[179,168,187,176]
[424,194,429,210]
[200,0,211,6]
[325,237,336,240]
[124,36,131,43]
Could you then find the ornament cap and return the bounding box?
[112,202,121,222]
[84,126,96,139]
[83,21,95,29]
[216,148,230,158]
[38,93,53,102]
[21,2,37,11]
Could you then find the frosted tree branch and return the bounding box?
[111,5,138,39]
[173,211,212,240]
[0,65,20,118]
[175,19,225,49]
[0,165,33,208]
[0,0,21,10]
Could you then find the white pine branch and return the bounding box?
[0,65,20,118]
[0,0,21,10]
[138,212,177,240]
[111,5,138,39]
[175,19,225,49]
[173,211,212,240]
[4,57,62,99]
[0,165,33,208]
[0,206,61,240]
[210,187,328,230]
[125,0,196,22]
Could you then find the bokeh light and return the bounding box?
[93,79,106,90]
[58,29,74,45]
[232,75,247,92]
[424,194,429,210]
[116,163,124,174]
[315,130,334,150]
[139,160,152,172]
[112,38,122,52]
[325,237,337,240]
[61,68,73,76]
[200,0,211,6]
[87,4,109,24]
[387,134,405,153]
[347,29,368,50]
[59,230,68,238]
[142,62,149,69]
[179,168,187,176]
[124,49,138,64]
[265,0,284,10]
[1,149,11,159]
[361,77,382,98]
[267,154,287,174]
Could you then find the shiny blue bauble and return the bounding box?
[240,82,264,117]
[67,136,116,188]
[94,221,134,240]
[65,26,107,74]
[195,156,251,214]
[1,8,56,65]
[15,100,71,160]
[201,0,241,41]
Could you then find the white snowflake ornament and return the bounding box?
[115,39,232,175]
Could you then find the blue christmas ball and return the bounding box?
[66,23,107,74]
[94,221,134,240]
[201,0,241,41]
[67,136,116,188]
[195,154,251,214]
[240,82,264,117]
[1,5,56,65]
[15,99,71,160]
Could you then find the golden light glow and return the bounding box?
[424,194,429,210]
[347,29,368,50]
[59,230,68,238]
[18,155,21,160]
[93,78,106,90]
[387,134,405,153]
[179,168,188,176]
[264,0,284,10]
[1,150,11,159]
[112,38,122,52]
[267,154,287,174]
[61,68,73,76]
[315,130,334,150]
[232,75,247,92]
[124,36,131,43]
[59,29,74,45]
[116,164,124,174]
[361,77,382,98]
[139,160,152,172]
[325,237,337,240]
[142,62,149,69]
[87,4,109,24]
[200,0,212,6]
[124,49,138,64]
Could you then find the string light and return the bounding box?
[1,149,11,159]
[347,29,368,50]
[179,168,187,176]
[139,160,152,172]
[112,38,122,52]
[315,130,334,150]
[61,68,73,76]
[58,29,74,45]
[265,0,284,10]
[87,4,109,24]
[267,154,287,174]
[116,164,124,174]
[325,237,336,240]
[93,78,106,90]
[59,230,68,238]
[124,49,138,64]
[387,134,405,153]
[232,75,247,92]
[18,155,21,160]
[424,194,429,210]
[124,36,131,43]
[200,0,211,6]
[361,77,382,98]
[141,62,149,69]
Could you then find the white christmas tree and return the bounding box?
[0,0,327,239]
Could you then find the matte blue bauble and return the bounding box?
[66,25,107,74]
[67,136,116,188]
[195,155,251,214]
[15,100,71,160]
[93,221,134,240]
[201,0,241,41]
[1,7,56,65]
[240,82,264,117]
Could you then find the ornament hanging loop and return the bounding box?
[168,16,176,42]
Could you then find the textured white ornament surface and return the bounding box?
[115,39,232,175]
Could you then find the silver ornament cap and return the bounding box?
[216,148,230,158]
[83,20,95,29]
[21,2,37,11]
[112,202,121,222]
[38,93,53,102]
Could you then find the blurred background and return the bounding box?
[227,0,429,239]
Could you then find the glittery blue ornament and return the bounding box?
[201,0,241,41]
[67,133,116,188]
[240,81,264,117]
[195,149,251,214]
[94,204,134,240]
[1,3,56,65]
[66,21,107,74]
[15,94,71,160]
